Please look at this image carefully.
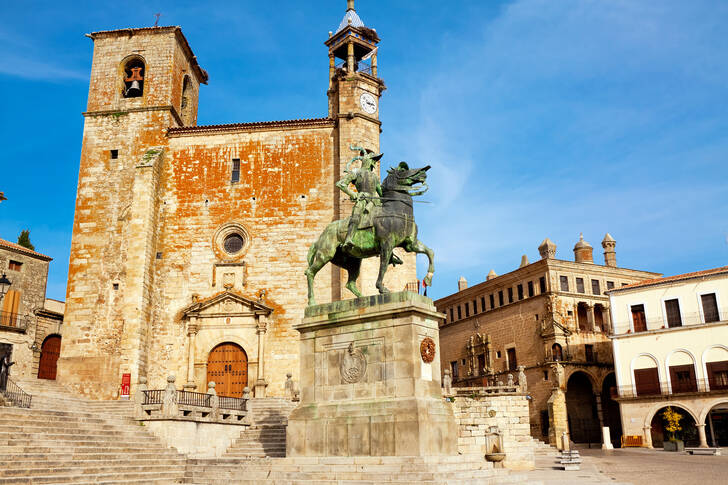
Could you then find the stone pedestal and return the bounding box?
[287,292,457,457]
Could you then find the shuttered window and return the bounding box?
[631,304,647,332]
[231,158,241,183]
[701,293,720,322]
[576,278,585,293]
[664,299,682,328]
[634,367,660,396]
[560,276,569,291]
[591,279,600,295]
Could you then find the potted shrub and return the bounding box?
[662,407,684,452]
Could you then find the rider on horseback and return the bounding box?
[336,146,383,252]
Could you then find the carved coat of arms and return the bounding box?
[340,342,367,384]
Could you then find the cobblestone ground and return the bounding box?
[526,447,728,485]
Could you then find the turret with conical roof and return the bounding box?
[573,233,594,264]
[602,233,617,267]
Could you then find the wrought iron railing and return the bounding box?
[178,390,212,408]
[615,309,728,334]
[142,389,164,405]
[0,311,30,332]
[219,395,246,411]
[616,378,728,398]
[335,59,373,75]
[1,378,32,408]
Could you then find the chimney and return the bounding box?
[538,238,556,260]
[602,233,617,267]
[458,276,468,291]
[573,233,594,264]
[519,254,530,268]
[487,269,498,281]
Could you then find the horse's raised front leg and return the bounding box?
[376,239,395,294]
[406,239,435,286]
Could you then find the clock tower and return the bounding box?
[326,1,417,296]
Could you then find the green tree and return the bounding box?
[17,230,34,251]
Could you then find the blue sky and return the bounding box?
[1,0,726,301]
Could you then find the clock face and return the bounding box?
[359,92,377,114]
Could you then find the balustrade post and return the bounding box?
[284,372,294,400]
[208,381,219,421]
[134,376,148,419]
[161,375,178,418]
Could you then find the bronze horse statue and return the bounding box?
[305,162,435,306]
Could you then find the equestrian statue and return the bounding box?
[305,146,435,306]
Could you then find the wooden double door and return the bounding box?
[38,335,61,380]
[206,342,248,397]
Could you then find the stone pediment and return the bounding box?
[181,290,273,319]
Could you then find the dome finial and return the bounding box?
[347,0,355,11]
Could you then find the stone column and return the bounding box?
[595,393,605,428]
[603,306,612,334]
[587,304,597,332]
[184,317,198,391]
[328,53,335,90]
[347,41,355,72]
[372,53,378,77]
[255,314,268,398]
[643,425,653,448]
[696,424,709,448]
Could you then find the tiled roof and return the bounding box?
[336,10,365,33]
[86,26,209,84]
[167,117,335,136]
[611,265,728,292]
[0,238,52,261]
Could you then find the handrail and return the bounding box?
[178,390,211,408]
[0,311,30,332]
[616,378,728,398]
[614,310,728,334]
[142,389,164,405]
[1,378,32,408]
[219,395,246,411]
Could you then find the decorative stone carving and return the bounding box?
[340,342,367,384]
[285,372,295,399]
[442,368,453,396]
[162,375,178,417]
[420,337,436,363]
[507,373,514,386]
[517,365,527,392]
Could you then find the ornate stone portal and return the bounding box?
[286,292,457,456]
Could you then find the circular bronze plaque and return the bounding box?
[420,337,436,363]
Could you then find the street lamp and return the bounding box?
[0,273,11,302]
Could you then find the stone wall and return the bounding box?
[451,387,535,470]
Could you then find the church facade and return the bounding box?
[57,2,416,399]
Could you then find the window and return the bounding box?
[576,278,585,293]
[473,299,478,314]
[507,348,517,371]
[496,351,502,359]
[489,294,495,309]
[112,283,119,290]
[701,293,720,323]
[480,297,486,313]
[584,344,594,362]
[539,276,546,293]
[498,291,504,306]
[633,368,660,396]
[543,370,549,381]
[122,58,145,98]
[606,281,615,290]
[465,302,470,318]
[457,306,462,320]
[622,283,629,287]
[552,343,563,361]
[577,303,589,331]
[477,354,486,376]
[507,288,513,303]
[669,364,697,393]
[449,308,454,322]
[560,276,569,292]
[231,158,241,183]
[450,361,459,379]
[591,279,600,295]
[223,233,244,254]
[528,281,534,297]
[631,304,647,332]
[664,299,682,328]
[110,149,118,159]
[707,361,728,390]
[8,260,22,271]
[517,284,524,300]
[181,75,194,126]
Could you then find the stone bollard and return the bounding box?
[161,375,178,418]
[517,365,527,392]
[208,381,219,421]
[284,372,294,400]
[442,368,453,397]
[601,426,614,450]
[134,376,148,419]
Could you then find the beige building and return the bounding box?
[57,2,416,400]
[435,234,660,446]
[608,265,728,448]
[0,238,65,383]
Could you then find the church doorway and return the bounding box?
[38,334,61,380]
[566,371,600,444]
[206,342,248,397]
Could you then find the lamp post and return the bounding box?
[0,273,11,302]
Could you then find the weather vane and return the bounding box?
[154,13,161,27]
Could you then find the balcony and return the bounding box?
[616,378,728,399]
[0,311,30,333]
[616,310,728,335]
